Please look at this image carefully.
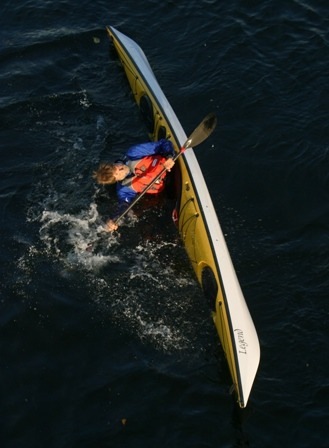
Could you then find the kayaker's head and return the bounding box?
[93,162,130,184]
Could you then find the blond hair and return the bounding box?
[93,163,117,184]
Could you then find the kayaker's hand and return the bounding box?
[105,219,118,232]
[163,158,175,172]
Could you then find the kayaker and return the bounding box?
[93,139,175,232]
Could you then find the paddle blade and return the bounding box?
[183,112,217,149]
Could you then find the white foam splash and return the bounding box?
[37,202,122,271]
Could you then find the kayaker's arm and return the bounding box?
[125,139,174,159]
[162,157,175,171]
[104,184,137,232]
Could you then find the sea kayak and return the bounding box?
[106,25,260,408]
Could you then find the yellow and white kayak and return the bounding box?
[106,25,260,408]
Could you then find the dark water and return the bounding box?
[1,1,328,447]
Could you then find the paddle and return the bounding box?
[113,112,217,226]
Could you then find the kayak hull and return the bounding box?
[106,25,260,408]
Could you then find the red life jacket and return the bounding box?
[124,155,167,194]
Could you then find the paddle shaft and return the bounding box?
[114,113,217,225]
